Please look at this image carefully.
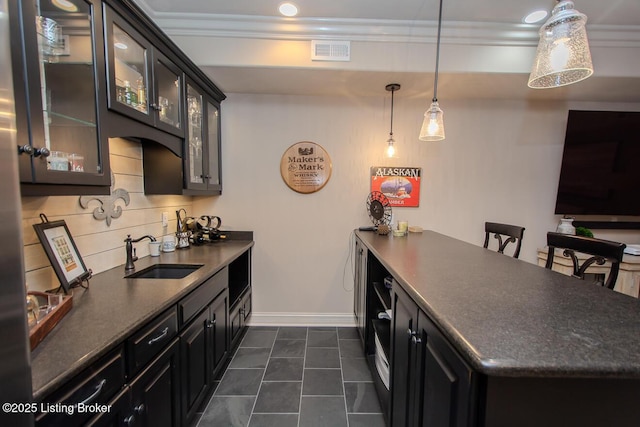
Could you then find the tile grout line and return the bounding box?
[296,327,309,427]
[246,327,279,426]
[339,330,352,427]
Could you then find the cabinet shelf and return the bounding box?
[371,318,390,362]
[373,280,391,311]
[48,110,96,127]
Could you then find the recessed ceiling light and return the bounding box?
[279,2,298,17]
[52,0,78,12]
[523,10,548,24]
[114,42,128,50]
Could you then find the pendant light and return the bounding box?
[419,0,445,141]
[385,83,400,158]
[528,0,593,89]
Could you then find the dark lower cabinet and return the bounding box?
[415,310,475,427]
[230,288,251,349]
[391,284,475,427]
[86,387,132,427]
[180,289,229,425]
[210,291,229,374]
[89,338,181,427]
[35,347,126,427]
[180,309,210,425]
[36,247,252,427]
[130,338,181,427]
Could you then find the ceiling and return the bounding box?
[134,0,640,100]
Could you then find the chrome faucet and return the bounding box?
[124,234,157,271]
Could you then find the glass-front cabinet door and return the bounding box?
[185,81,222,194]
[13,0,109,187]
[104,5,183,137]
[112,22,148,115]
[185,83,206,190]
[205,100,221,192]
[104,6,150,123]
[153,51,183,137]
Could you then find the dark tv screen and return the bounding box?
[555,110,640,216]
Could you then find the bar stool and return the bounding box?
[483,222,525,258]
[545,232,626,290]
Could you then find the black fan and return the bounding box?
[366,191,392,227]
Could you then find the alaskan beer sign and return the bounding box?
[280,142,332,194]
[371,166,421,207]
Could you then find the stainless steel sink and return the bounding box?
[125,264,203,279]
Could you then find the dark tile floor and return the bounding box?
[193,326,387,427]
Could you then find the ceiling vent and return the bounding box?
[311,40,351,61]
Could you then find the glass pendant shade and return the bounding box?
[384,83,400,157]
[528,0,593,89]
[419,101,445,141]
[386,136,397,158]
[420,0,445,141]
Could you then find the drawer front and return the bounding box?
[36,346,126,427]
[127,307,178,376]
[179,267,228,326]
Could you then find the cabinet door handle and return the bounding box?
[134,403,145,415]
[18,145,34,156]
[407,328,415,337]
[78,379,106,406]
[34,147,50,158]
[206,319,215,328]
[123,415,135,426]
[147,327,169,345]
[411,335,422,345]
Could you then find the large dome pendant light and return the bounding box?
[528,0,593,89]
[385,83,401,158]
[419,0,445,141]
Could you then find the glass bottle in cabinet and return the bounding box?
[104,6,183,138]
[13,0,110,188]
[108,17,149,115]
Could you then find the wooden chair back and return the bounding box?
[545,232,626,290]
[483,222,525,258]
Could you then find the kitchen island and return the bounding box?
[30,237,253,426]
[355,230,640,427]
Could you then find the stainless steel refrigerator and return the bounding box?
[0,0,34,425]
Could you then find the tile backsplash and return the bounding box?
[22,138,193,292]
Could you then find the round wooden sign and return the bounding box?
[280,141,332,194]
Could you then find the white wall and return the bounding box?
[193,93,640,325]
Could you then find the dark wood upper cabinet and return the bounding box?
[184,81,222,193]
[11,0,111,193]
[103,4,184,138]
[11,0,225,196]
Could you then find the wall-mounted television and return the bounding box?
[554,110,640,216]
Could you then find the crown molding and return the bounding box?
[145,12,640,48]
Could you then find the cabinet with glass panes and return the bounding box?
[184,80,221,194]
[11,0,111,191]
[103,4,183,138]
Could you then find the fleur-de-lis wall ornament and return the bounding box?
[79,171,130,226]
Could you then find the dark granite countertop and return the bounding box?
[30,239,254,401]
[356,230,640,379]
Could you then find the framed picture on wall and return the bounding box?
[370,166,421,207]
[33,216,90,294]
